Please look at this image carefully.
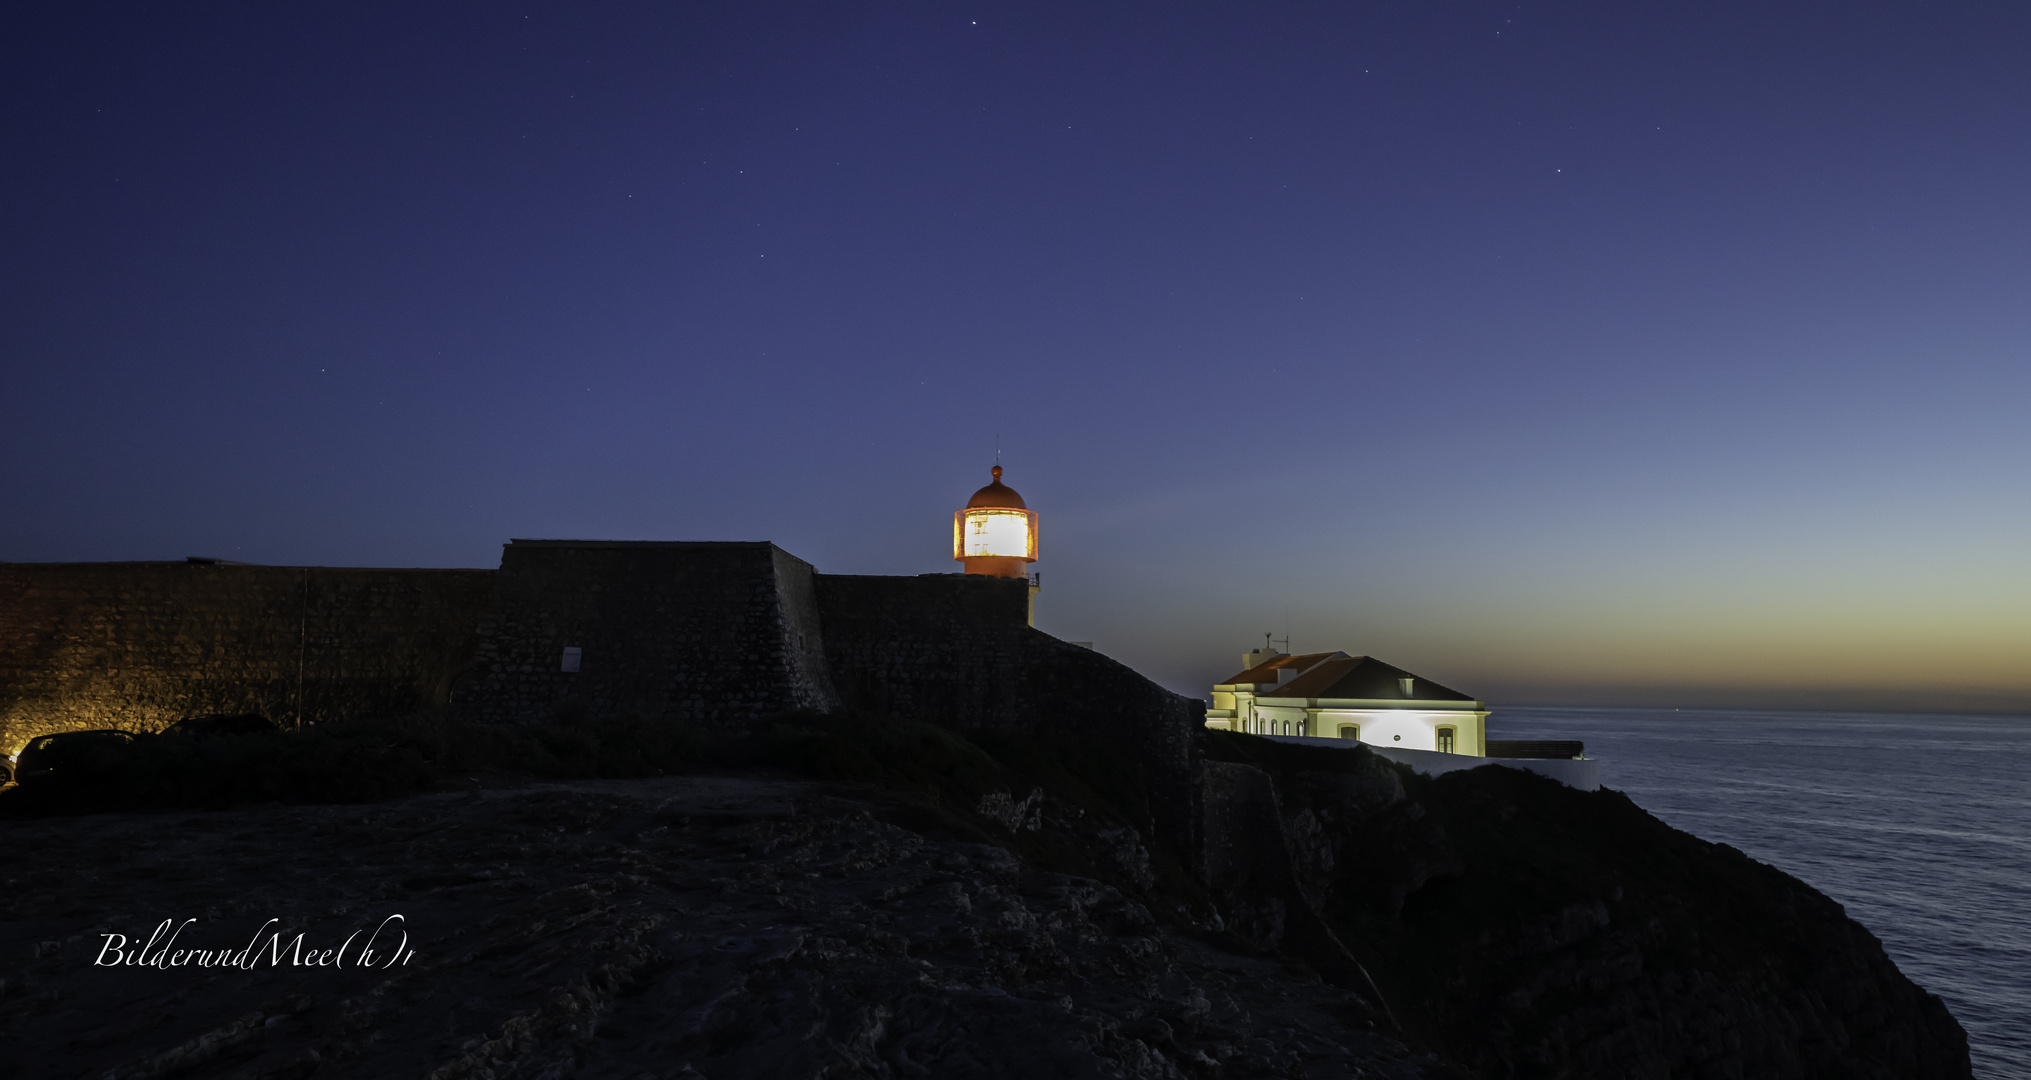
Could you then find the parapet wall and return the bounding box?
[0,561,494,752]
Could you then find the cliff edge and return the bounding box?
[1197,732,1971,1079]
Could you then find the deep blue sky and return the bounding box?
[5,3,2029,709]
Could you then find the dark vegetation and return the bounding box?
[0,709,1206,915]
[0,711,705,816]
[161,712,281,737]
[0,714,1157,852]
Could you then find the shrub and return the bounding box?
[0,711,705,816]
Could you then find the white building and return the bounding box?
[1204,648,1488,756]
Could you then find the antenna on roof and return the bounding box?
[995,435,1001,468]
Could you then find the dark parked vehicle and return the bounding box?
[14,729,138,785]
[162,713,279,738]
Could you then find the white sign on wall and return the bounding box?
[561,647,582,673]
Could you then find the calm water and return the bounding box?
[1495,707,2031,1080]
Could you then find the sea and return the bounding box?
[1494,707,2031,1080]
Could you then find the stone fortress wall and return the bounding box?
[0,561,494,753]
[462,541,843,726]
[815,572,1201,836]
[459,543,1201,843]
[0,544,1205,804]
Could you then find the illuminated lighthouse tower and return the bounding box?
[954,465,1037,580]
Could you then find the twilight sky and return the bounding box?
[5,3,2029,711]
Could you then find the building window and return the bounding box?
[1339,724,1359,741]
[1436,726,1456,754]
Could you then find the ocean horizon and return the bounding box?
[1491,705,2030,1080]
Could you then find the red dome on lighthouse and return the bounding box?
[966,465,1028,510]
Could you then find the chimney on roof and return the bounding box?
[1242,647,1283,670]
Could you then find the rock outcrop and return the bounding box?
[0,724,1973,1079]
[0,633,1966,1071]
[0,546,1975,1078]
[1197,733,1972,1079]
[0,776,1438,1080]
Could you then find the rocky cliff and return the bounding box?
[0,542,1976,1078]
[0,712,1973,1079]
[0,775,1440,1080]
[1196,732,1971,1079]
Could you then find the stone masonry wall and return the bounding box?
[810,574,1033,723]
[3,549,1203,855]
[769,546,838,716]
[813,574,1199,747]
[814,573,1203,855]
[0,561,495,753]
[461,541,841,726]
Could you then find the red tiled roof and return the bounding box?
[1217,651,1345,686]
[1265,655,1473,702]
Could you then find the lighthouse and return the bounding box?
[953,465,1037,580]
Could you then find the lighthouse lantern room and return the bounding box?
[953,465,1037,579]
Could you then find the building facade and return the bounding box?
[1205,649,1488,756]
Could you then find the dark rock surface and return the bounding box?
[0,716,1973,1079]
[0,775,1437,1080]
[1199,734,1972,1080]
